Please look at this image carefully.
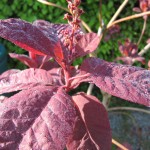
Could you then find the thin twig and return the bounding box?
[108,107,150,115]
[138,43,150,56]
[37,0,92,33]
[87,25,103,95]
[112,139,128,150]
[81,20,92,32]
[107,11,150,28]
[99,0,102,28]
[107,0,129,28]
[37,0,69,12]
[101,90,111,109]
[87,83,94,95]
[137,18,147,45]
[110,111,137,126]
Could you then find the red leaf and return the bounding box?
[74,33,100,58]
[67,92,111,150]
[0,68,53,94]
[33,20,68,68]
[41,61,59,71]
[0,86,76,150]
[9,53,37,68]
[33,20,84,66]
[0,69,20,76]
[0,18,59,56]
[77,58,150,106]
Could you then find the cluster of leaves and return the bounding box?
[0,14,150,150]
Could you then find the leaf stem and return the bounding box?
[107,0,129,28]
[137,18,147,45]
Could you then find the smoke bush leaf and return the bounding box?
[33,20,84,66]
[33,20,69,68]
[74,33,100,58]
[0,86,76,150]
[9,53,38,68]
[0,18,60,56]
[76,58,150,106]
[0,68,53,94]
[67,92,111,150]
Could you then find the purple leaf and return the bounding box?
[33,20,84,65]
[33,20,68,68]
[76,58,150,106]
[0,69,20,76]
[74,33,100,58]
[9,53,38,68]
[0,86,76,150]
[48,68,64,86]
[40,60,59,71]
[67,92,111,150]
[0,68,53,94]
[0,18,60,56]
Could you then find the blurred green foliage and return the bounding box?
[0,0,149,108]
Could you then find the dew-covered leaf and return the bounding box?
[74,33,100,58]
[0,68,53,94]
[33,20,68,68]
[0,69,20,76]
[33,20,84,67]
[9,53,37,68]
[67,92,111,150]
[0,86,76,150]
[0,18,59,56]
[77,58,150,106]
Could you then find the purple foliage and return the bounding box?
[0,7,150,149]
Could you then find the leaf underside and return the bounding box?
[9,53,38,68]
[67,92,111,150]
[76,58,150,106]
[0,86,76,150]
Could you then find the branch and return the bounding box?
[107,0,129,28]
[112,139,128,150]
[107,11,150,28]
[138,43,150,56]
[37,0,69,12]
[108,107,150,115]
[137,18,147,45]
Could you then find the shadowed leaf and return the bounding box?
[9,53,38,68]
[0,86,76,150]
[67,92,111,150]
